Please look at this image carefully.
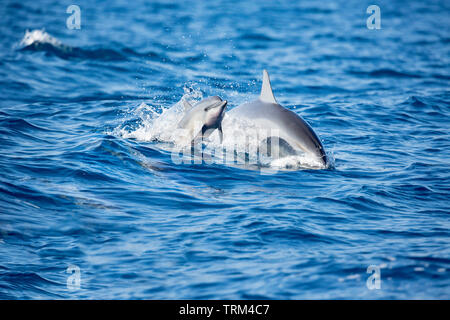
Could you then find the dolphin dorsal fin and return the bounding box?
[182,99,193,111]
[259,69,277,104]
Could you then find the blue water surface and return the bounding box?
[0,0,449,299]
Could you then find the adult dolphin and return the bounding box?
[228,70,328,167]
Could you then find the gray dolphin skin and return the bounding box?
[228,70,327,166]
[178,96,227,144]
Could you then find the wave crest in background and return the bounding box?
[19,29,129,61]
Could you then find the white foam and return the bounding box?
[20,29,62,47]
[115,88,204,148]
[118,101,183,143]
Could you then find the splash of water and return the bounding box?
[20,29,64,48]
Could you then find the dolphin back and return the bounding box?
[228,70,327,166]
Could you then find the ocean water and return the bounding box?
[0,0,449,299]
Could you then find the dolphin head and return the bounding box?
[197,96,227,129]
[179,96,227,143]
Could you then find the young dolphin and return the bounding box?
[228,70,328,167]
[178,96,227,144]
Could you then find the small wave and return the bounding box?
[19,29,128,61]
[401,96,427,107]
[0,118,50,132]
[370,69,422,78]
[349,68,422,79]
[238,33,277,42]
[0,271,63,299]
